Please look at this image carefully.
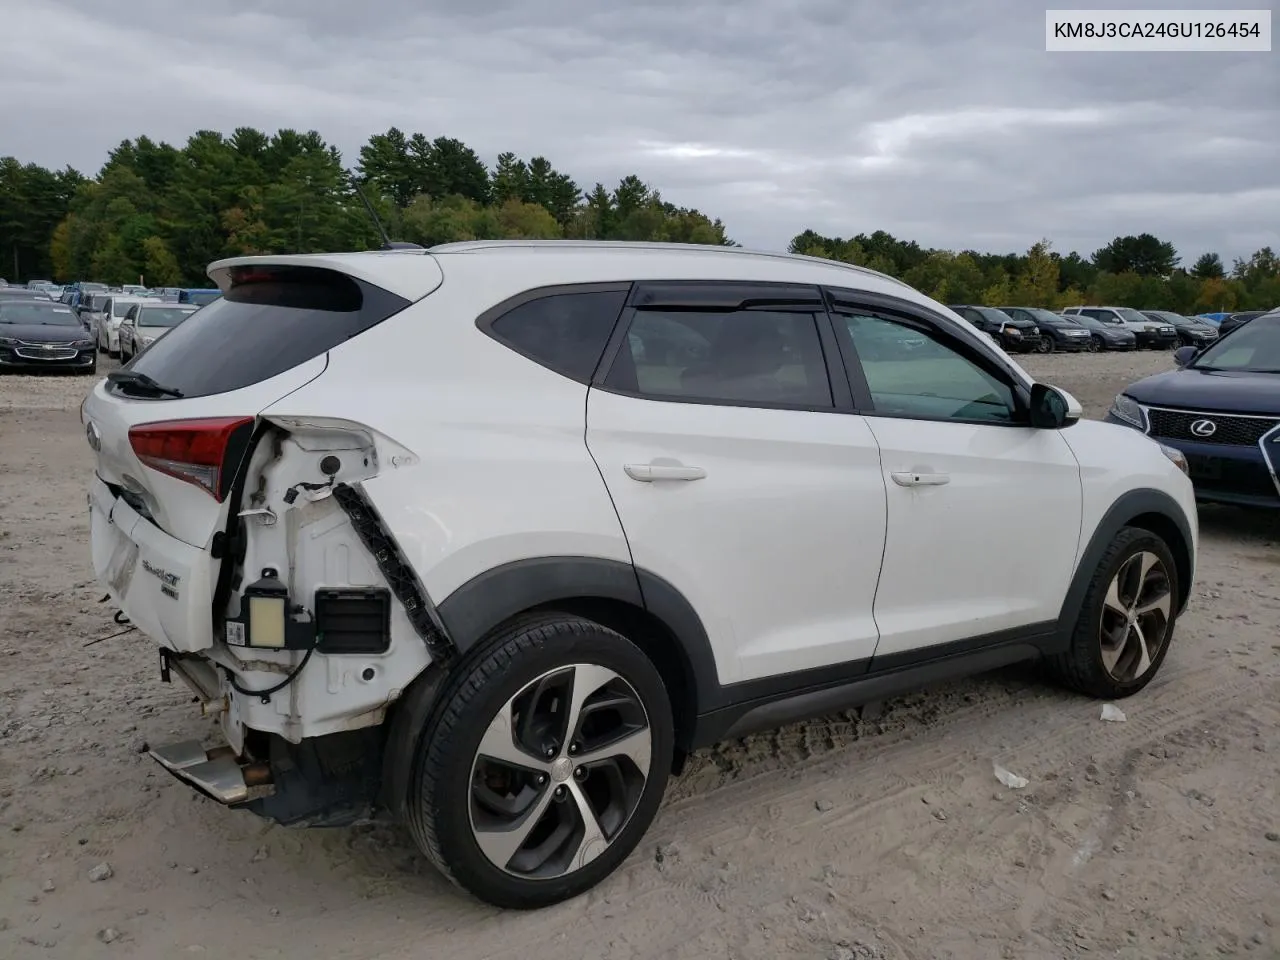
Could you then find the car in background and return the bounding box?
[1001,307,1093,353]
[1141,310,1219,348]
[118,302,198,360]
[179,288,221,306]
[947,304,1039,352]
[0,298,97,374]
[121,284,149,296]
[79,293,113,337]
[1062,312,1138,351]
[1218,310,1270,338]
[1064,306,1178,350]
[1108,309,1280,509]
[96,295,156,357]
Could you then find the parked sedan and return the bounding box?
[1002,307,1093,353]
[119,303,198,360]
[1065,313,1139,351]
[0,298,97,373]
[948,305,1039,352]
[1142,311,1219,348]
[1107,309,1280,509]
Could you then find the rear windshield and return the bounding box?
[125,265,410,399]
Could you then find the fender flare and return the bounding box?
[434,556,722,710]
[1055,487,1195,636]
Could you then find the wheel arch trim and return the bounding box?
[1058,487,1195,633]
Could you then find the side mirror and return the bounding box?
[1029,383,1081,429]
[1172,345,1197,367]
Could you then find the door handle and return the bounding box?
[624,463,707,482]
[890,471,950,487]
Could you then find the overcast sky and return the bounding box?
[3,0,1277,263]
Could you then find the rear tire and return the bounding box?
[407,614,674,909]
[1037,336,1053,354]
[1047,527,1180,699]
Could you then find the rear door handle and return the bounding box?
[624,463,707,482]
[890,471,950,487]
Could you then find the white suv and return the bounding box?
[82,241,1197,909]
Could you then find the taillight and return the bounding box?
[128,417,255,502]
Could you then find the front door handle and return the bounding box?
[624,463,707,482]
[891,471,950,487]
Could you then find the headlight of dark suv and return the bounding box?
[1109,394,1146,429]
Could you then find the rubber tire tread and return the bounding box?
[1047,526,1179,699]
[406,611,672,908]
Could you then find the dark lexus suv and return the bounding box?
[1107,309,1280,508]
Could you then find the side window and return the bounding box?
[124,306,137,323]
[837,311,1017,424]
[605,308,833,408]
[486,289,627,383]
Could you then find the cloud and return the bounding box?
[2,0,1276,263]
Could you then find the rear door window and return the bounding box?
[125,265,410,399]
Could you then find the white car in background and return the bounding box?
[96,295,157,357]
[118,302,198,361]
[82,241,1198,909]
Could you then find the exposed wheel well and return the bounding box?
[524,597,698,758]
[1125,511,1193,612]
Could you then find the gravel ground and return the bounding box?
[1,349,1278,960]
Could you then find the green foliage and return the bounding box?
[793,229,1279,314]
[3,125,1277,321]
[1,125,732,284]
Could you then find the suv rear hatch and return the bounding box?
[82,256,440,653]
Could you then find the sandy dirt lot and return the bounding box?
[1,349,1278,960]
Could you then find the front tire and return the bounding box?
[1047,527,1179,699]
[407,614,674,909]
[1087,337,1101,352]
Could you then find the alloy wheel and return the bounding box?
[1037,336,1053,354]
[468,663,652,879]
[1099,551,1173,682]
[1087,338,1100,352]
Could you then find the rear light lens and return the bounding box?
[129,417,254,501]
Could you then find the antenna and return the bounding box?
[348,174,423,251]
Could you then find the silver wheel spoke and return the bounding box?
[474,786,555,869]
[1103,576,1128,617]
[577,726,652,775]
[567,780,609,869]
[1132,623,1152,677]
[1137,551,1159,582]
[477,700,549,771]
[1134,589,1172,619]
[566,664,621,741]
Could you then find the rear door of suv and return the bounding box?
[82,258,439,653]
[585,280,888,687]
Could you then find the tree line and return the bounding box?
[0,127,1276,315]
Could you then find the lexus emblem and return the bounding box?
[86,420,102,451]
[1189,419,1217,438]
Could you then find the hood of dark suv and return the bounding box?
[1124,366,1280,415]
[0,323,90,342]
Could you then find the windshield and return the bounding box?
[81,283,108,293]
[88,295,111,311]
[1117,308,1152,324]
[0,303,81,326]
[1026,308,1071,325]
[138,307,196,328]
[112,301,137,317]
[1191,314,1280,372]
[974,307,1016,324]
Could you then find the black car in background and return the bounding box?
[1000,307,1093,353]
[1142,310,1219,348]
[0,298,97,373]
[1218,310,1269,337]
[947,305,1038,352]
[1063,312,1138,351]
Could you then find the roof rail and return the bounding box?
[426,239,910,290]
